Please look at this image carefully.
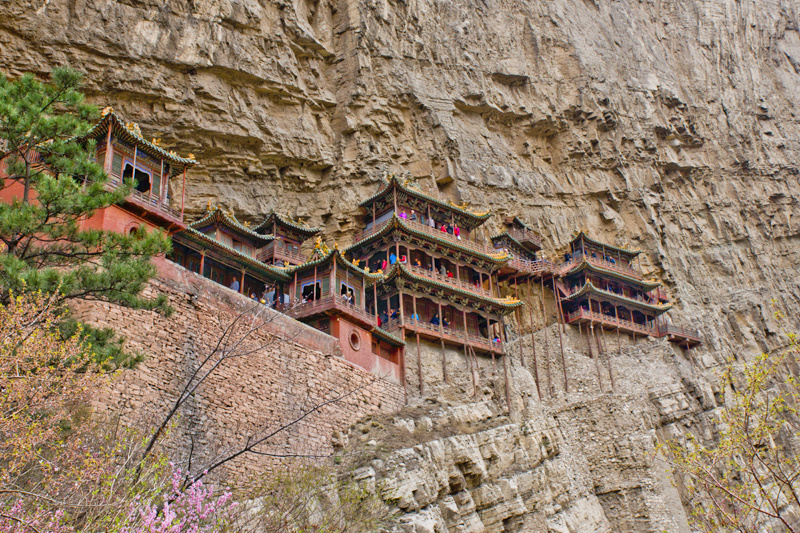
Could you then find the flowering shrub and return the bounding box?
[122,465,234,533]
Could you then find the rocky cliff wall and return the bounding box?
[4,0,800,529]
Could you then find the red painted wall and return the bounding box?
[331,316,402,384]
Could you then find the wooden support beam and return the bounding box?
[540,276,552,397]
[527,279,541,400]
[552,276,568,393]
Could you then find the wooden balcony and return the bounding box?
[287,294,377,327]
[354,217,499,256]
[382,317,503,354]
[561,283,661,308]
[506,227,543,250]
[659,323,702,347]
[406,264,495,298]
[565,308,660,337]
[506,256,554,276]
[107,173,183,224]
[258,240,306,265]
[560,251,642,280]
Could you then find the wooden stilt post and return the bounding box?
[514,276,525,367]
[527,279,541,400]
[503,348,511,414]
[589,323,603,393]
[412,294,422,394]
[551,276,568,393]
[600,323,615,393]
[441,340,448,384]
[540,276,552,397]
[416,333,423,395]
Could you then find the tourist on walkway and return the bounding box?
[381,259,388,270]
[399,211,408,219]
[454,226,461,240]
[430,314,440,326]
[230,279,240,292]
[439,264,447,277]
[428,217,436,229]
[410,210,417,221]
[389,252,397,264]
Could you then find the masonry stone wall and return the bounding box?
[74,257,405,479]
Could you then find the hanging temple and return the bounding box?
[0,112,701,399]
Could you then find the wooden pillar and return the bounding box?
[502,348,511,414]
[600,323,615,393]
[441,340,448,384]
[240,268,245,294]
[540,276,552,397]
[413,295,422,394]
[488,269,495,297]
[590,323,603,392]
[398,287,405,327]
[527,280,541,400]
[551,276,568,393]
[199,250,206,278]
[103,125,113,174]
[180,167,186,220]
[373,283,378,318]
[437,300,444,337]
[416,332,423,395]
[514,276,524,367]
[131,146,138,185]
[312,265,317,303]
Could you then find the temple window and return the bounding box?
[122,162,152,194]
[301,281,322,301]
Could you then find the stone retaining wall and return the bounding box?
[74,257,405,478]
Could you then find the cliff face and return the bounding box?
[3,0,800,529]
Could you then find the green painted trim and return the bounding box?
[287,248,385,282]
[384,263,523,310]
[359,175,491,227]
[190,207,275,245]
[371,327,406,346]
[345,214,511,265]
[177,229,289,281]
[572,231,641,257]
[562,281,672,314]
[254,211,321,237]
[563,259,660,289]
[85,112,197,168]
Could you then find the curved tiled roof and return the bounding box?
[190,207,275,245]
[254,212,321,238]
[359,175,492,228]
[562,259,660,290]
[345,214,511,265]
[287,247,385,283]
[178,228,289,281]
[371,327,406,346]
[562,281,671,314]
[84,111,197,171]
[571,230,641,257]
[383,263,523,311]
[491,232,537,257]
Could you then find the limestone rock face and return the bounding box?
[3,0,800,529]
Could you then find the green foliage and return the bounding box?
[0,68,172,366]
[665,313,800,532]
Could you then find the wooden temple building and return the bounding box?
[556,232,701,349]
[0,106,704,397]
[254,212,320,267]
[169,207,288,301]
[346,176,524,392]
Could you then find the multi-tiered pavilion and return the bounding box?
[254,212,320,267]
[557,231,700,348]
[346,176,522,391]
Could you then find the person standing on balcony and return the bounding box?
[430,314,440,326]
[389,252,397,264]
[381,258,388,270]
[428,216,436,229]
[446,224,454,235]
[440,223,447,233]
[454,225,461,240]
[230,279,240,292]
[399,211,408,219]
[414,258,422,268]
[439,264,447,277]
[410,210,417,221]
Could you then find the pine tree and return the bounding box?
[0,68,171,366]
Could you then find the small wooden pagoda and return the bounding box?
[557,231,700,348]
[84,110,195,233]
[254,212,320,266]
[347,175,522,393]
[285,244,404,383]
[170,206,288,300]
